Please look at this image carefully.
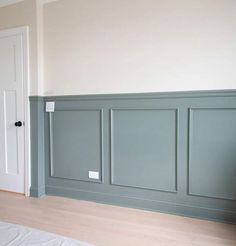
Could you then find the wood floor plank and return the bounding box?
[0,192,235,246]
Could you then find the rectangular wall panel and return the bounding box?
[50,109,103,183]
[111,109,178,192]
[188,108,236,200]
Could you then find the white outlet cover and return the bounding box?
[89,171,99,179]
[46,101,55,112]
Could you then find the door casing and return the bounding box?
[0,26,30,196]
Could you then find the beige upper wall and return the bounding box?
[43,0,236,96]
[36,0,44,95]
[1,0,236,96]
[0,0,42,96]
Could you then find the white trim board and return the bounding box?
[0,0,23,8]
[0,26,31,196]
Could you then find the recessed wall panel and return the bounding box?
[51,109,103,183]
[111,109,178,192]
[188,108,236,200]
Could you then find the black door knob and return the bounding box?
[15,121,22,127]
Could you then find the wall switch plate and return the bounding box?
[89,171,99,179]
[46,101,55,112]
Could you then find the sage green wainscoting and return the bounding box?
[30,90,236,223]
[30,96,45,197]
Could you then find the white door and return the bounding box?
[0,31,25,193]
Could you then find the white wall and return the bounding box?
[0,0,43,96]
[36,0,44,95]
[43,0,236,96]
[1,0,235,96]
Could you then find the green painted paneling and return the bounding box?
[29,97,45,197]
[111,109,177,192]
[188,108,236,200]
[51,109,103,183]
[30,90,236,223]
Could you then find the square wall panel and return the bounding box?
[51,109,103,183]
[111,109,178,192]
[188,108,236,200]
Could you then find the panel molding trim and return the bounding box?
[49,108,104,184]
[110,108,178,193]
[188,107,236,201]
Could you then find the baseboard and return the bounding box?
[30,186,45,197]
[46,185,236,224]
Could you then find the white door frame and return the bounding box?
[0,26,31,196]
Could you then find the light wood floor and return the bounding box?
[0,192,235,246]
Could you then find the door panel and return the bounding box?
[0,33,25,193]
[4,90,18,175]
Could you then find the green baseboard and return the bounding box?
[46,185,236,224]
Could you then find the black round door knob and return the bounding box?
[15,121,22,127]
